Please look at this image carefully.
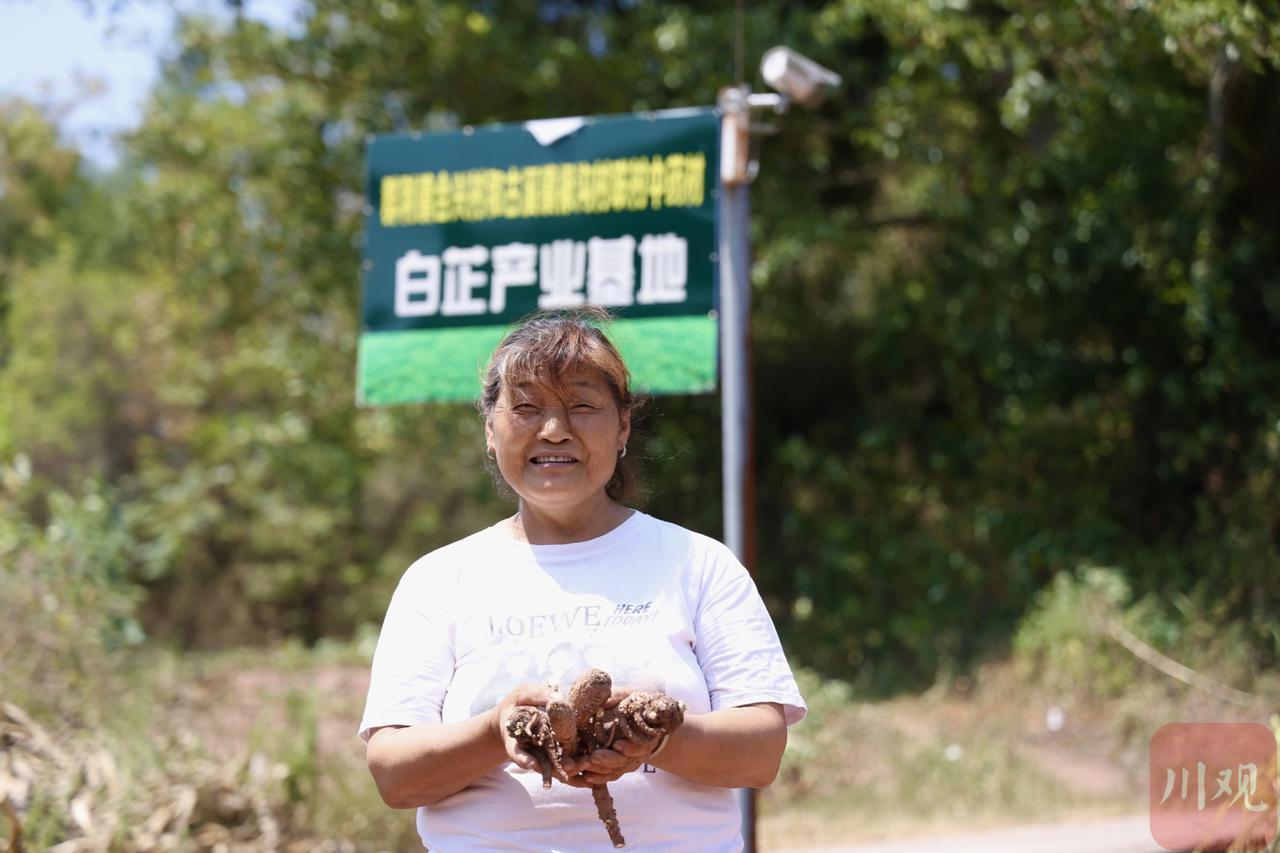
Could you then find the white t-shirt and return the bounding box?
[358,510,807,852]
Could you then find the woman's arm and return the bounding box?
[571,701,788,790]
[366,684,555,807]
[651,702,788,788]
[365,711,505,808]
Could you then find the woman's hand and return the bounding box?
[562,734,661,786]
[494,683,555,772]
[563,685,661,787]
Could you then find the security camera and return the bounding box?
[760,47,842,106]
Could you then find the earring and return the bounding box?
[619,446,627,458]
[487,447,496,458]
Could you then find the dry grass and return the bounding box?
[5,640,1276,850]
[759,659,1279,849]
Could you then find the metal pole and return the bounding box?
[718,89,759,853]
[717,59,830,849]
[720,181,755,572]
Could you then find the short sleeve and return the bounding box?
[357,562,456,741]
[692,546,807,725]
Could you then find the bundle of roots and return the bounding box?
[505,668,686,848]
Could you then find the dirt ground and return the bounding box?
[178,655,1273,850]
[189,660,1106,774]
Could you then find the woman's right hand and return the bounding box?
[494,683,566,773]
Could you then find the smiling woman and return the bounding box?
[359,307,807,852]
[480,308,637,544]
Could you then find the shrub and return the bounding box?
[1013,565,1140,698]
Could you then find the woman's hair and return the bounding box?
[479,306,642,502]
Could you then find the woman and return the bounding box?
[359,307,806,851]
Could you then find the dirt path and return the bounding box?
[781,814,1161,852]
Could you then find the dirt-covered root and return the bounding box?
[610,692,686,742]
[592,783,625,848]
[567,668,612,730]
[504,669,688,847]
[546,690,578,756]
[506,706,570,787]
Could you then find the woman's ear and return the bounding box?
[618,407,631,449]
[484,418,496,456]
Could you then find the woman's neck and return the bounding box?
[506,496,633,545]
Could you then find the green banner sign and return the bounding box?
[358,108,720,405]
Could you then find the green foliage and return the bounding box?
[751,0,1280,687]
[774,668,1094,829]
[0,101,80,266]
[0,461,145,720]
[280,689,320,807]
[776,667,857,787]
[1013,566,1139,698]
[11,785,72,851]
[1014,564,1268,700]
[0,100,87,365]
[0,0,1277,694]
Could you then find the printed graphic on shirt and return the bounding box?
[487,600,660,642]
[468,600,669,717]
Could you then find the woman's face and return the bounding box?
[486,368,631,512]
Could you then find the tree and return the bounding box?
[4,0,1276,686]
[0,99,87,364]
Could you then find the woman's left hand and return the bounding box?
[562,685,663,787]
[563,734,661,786]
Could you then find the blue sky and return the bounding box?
[0,0,295,166]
